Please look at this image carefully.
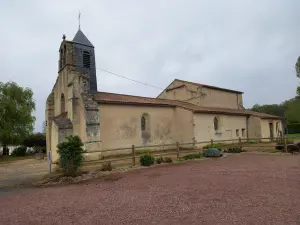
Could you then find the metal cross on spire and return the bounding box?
[78,11,81,30]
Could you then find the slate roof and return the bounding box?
[53,112,73,129]
[73,29,94,47]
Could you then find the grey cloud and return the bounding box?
[0,0,299,131]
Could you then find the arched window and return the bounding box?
[141,116,146,131]
[141,113,150,132]
[214,117,219,131]
[61,93,65,113]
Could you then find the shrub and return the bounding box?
[183,152,204,160]
[163,157,173,163]
[140,154,155,166]
[57,135,85,176]
[203,148,223,157]
[224,147,244,153]
[11,146,27,157]
[155,157,164,164]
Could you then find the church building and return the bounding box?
[46,27,283,163]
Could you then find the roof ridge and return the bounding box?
[174,79,243,94]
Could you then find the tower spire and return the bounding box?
[78,11,81,30]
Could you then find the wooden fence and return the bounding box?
[82,135,299,167]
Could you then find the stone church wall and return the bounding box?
[99,104,176,151]
[193,113,247,144]
[158,80,243,110]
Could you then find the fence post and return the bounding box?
[211,139,213,147]
[284,136,287,153]
[132,145,136,166]
[176,142,180,159]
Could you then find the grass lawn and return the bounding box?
[0,155,32,164]
[286,133,300,137]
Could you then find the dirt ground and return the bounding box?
[0,158,49,188]
[0,154,299,225]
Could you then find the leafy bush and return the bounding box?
[140,154,155,166]
[155,157,164,164]
[183,152,204,160]
[163,157,173,163]
[11,146,27,157]
[223,147,244,153]
[57,135,85,176]
[203,148,223,157]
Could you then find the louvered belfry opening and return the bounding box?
[83,51,91,68]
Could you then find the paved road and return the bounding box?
[0,158,49,189]
[0,154,299,225]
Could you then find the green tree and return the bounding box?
[250,103,285,117]
[283,97,300,124]
[296,56,300,96]
[23,132,46,153]
[0,82,35,155]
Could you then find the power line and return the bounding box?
[96,68,163,90]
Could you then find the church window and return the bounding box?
[61,93,65,113]
[242,129,245,137]
[214,117,219,131]
[236,129,240,137]
[141,113,150,132]
[141,116,146,131]
[83,51,91,68]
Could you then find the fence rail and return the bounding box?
[79,136,299,167]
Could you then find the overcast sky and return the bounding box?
[0,0,299,132]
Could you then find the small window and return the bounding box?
[214,117,219,131]
[236,129,239,137]
[141,116,146,131]
[242,129,245,137]
[83,51,91,68]
[61,93,65,113]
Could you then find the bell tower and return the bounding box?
[58,27,98,93]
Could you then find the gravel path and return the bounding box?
[0,154,299,225]
[0,159,49,188]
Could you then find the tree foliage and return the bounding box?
[57,135,85,175]
[0,82,35,155]
[296,56,300,96]
[23,132,46,153]
[250,97,300,125]
[251,103,285,118]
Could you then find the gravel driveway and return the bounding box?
[0,158,49,188]
[0,154,299,225]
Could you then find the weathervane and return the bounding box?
[78,11,81,30]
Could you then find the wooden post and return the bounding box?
[176,142,180,159]
[211,139,213,147]
[239,137,242,149]
[132,145,136,166]
[284,136,287,153]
